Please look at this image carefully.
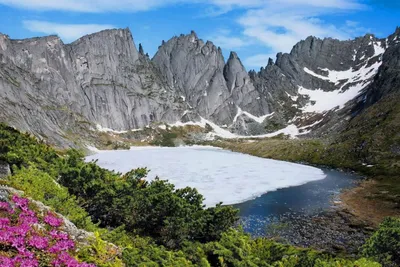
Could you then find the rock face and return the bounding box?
[0,27,399,145]
[0,29,188,146]
[153,31,235,126]
[362,28,400,107]
[0,161,10,179]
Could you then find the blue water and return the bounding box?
[235,169,360,236]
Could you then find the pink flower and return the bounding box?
[0,256,16,267]
[20,216,38,225]
[10,236,24,249]
[0,217,10,228]
[0,202,13,213]
[44,213,63,228]
[19,249,35,259]
[0,229,12,242]
[48,240,75,253]
[21,209,36,217]
[52,252,79,267]
[50,230,69,240]
[8,223,30,236]
[28,235,49,250]
[18,258,38,267]
[12,195,29,211]
[19,213,38,225]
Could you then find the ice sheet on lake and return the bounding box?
[86,146,327,207]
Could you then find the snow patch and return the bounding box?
[96,124,139,134]
[180,95,186,101]
[233,107,274,124]
[170,114,300,140]
[170,118,237,139]
[301,58,382,113]
[373,41,385,57]
[298,83,369,113]
[86,146,102,153]
[286,92,299,102]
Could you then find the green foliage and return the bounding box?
[0,123,386,266]
[0,123,60,176]
[151,132,178,147]
[188,229,380,267]
[7,166,97,231]
[77,232,125,267]
[362,217,400,266]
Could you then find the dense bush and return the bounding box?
[363,217,400,266]
[7,167,97,232]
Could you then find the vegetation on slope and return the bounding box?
[0,123,396,266]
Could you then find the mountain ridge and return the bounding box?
[0,27,399,147]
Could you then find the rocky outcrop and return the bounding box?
[361,28,400,107]
[0,161,10,179]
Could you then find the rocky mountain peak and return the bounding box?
[138,43,145,55]
[224,51,247,92]
[1,27,399,145]
[228,51,239,60]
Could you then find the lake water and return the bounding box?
[86,146,358,234]
[235,169,359,236]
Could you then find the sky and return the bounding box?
[0,0,399,70]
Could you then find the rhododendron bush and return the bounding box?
[0,195,95,267]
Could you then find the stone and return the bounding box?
[0,161,10,179]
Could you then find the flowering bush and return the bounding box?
[0,195,96,267]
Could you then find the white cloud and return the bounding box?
[23,20,116,42]
[207,29,250,50]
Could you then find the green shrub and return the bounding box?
[363,217,400,266]
[8,166,97,231]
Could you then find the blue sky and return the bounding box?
[0,0,399,70]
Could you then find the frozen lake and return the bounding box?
[86,146,327,207]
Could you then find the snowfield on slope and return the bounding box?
[300,41,385,113]
[86,146,327,207]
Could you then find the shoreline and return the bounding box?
[340,179,400,227]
